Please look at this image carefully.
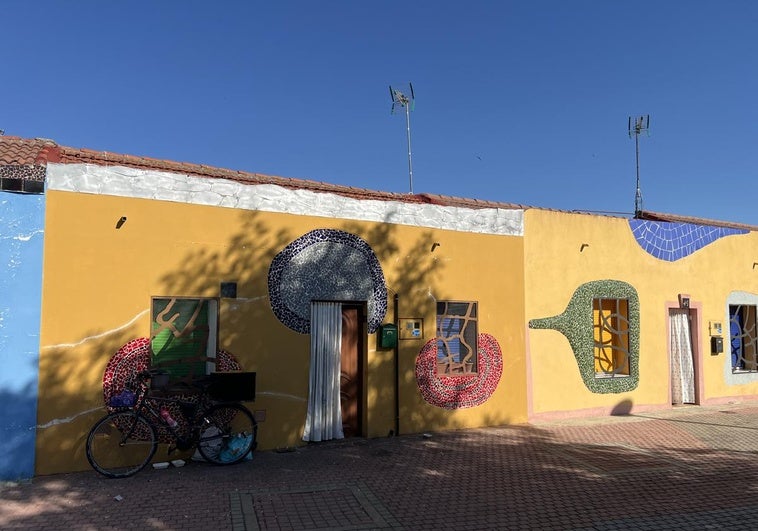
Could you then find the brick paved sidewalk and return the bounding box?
[2,402,757,530]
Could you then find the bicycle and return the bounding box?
[86,369,258,478]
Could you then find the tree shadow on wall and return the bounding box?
[153,213,468,446]
[156,211,294,358]
[338,220,494,435]
[33,211,292,476]
[36,303,156,474]
[154,211,301,446]
[0,382,38,480]
[39,207,500,477]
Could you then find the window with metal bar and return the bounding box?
[436,301,477,375]
[729,304,758,372]
[593,298,630,378]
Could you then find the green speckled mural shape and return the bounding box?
[529,280,640,393]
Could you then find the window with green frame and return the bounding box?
[150,297,219,382]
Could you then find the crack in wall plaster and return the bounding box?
[7,230,44,242]
[36,406,104,429]
[256,391,306,402]
[41,309,149,350]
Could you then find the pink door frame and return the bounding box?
[665,300,703,405]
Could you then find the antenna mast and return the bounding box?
[390,83,415,194]
[628,114,650,217]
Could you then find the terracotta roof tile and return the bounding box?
[418,192,529,210]
[1,135,528,209]
[636,210,758,232]
[3,136,754,231]
[0,136,60,165]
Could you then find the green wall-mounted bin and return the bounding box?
[378,323,398,349]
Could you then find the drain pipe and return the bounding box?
[394,293,400,436]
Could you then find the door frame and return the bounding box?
[666,300,703,405]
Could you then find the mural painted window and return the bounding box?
[729,305,758,372]
[436,301,477,375]
[151,297,219,382]
[593,298,630,378]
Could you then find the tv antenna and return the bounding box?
[390,82,415,194]
[628,114,650,216]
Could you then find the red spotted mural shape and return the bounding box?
[102,338,242,441]
[415,333,503,409]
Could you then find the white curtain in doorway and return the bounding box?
[670,309,696,404]
[303,301,344,442]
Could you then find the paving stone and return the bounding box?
[2,402,758,529]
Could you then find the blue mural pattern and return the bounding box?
[629,219,748,262]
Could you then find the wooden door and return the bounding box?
[340,305,363,437]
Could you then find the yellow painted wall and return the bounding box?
[524,209,758,418]
[37,190,527,474]
[385,228,528,435]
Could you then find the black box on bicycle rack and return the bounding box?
[208,371,256,401]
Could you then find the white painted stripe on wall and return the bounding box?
[47,163,524,236]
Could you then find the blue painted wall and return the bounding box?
[0,192,44,480]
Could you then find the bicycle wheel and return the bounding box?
[197,403,257,465]
[86,411,157,478]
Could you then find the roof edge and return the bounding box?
[637,210,758,232]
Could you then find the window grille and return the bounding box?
[729,305,758,372]
[436,301,477,374]
[593,298,630,377]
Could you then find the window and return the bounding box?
[593,298,630,378]
[151,297,219,382]
[436,301,477,375]
[729,305,758,372]
[529,279,639,393]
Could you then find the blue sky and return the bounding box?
[4,1,758,224]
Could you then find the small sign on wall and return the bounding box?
[709,321,723,336]
[399,318,424,340]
